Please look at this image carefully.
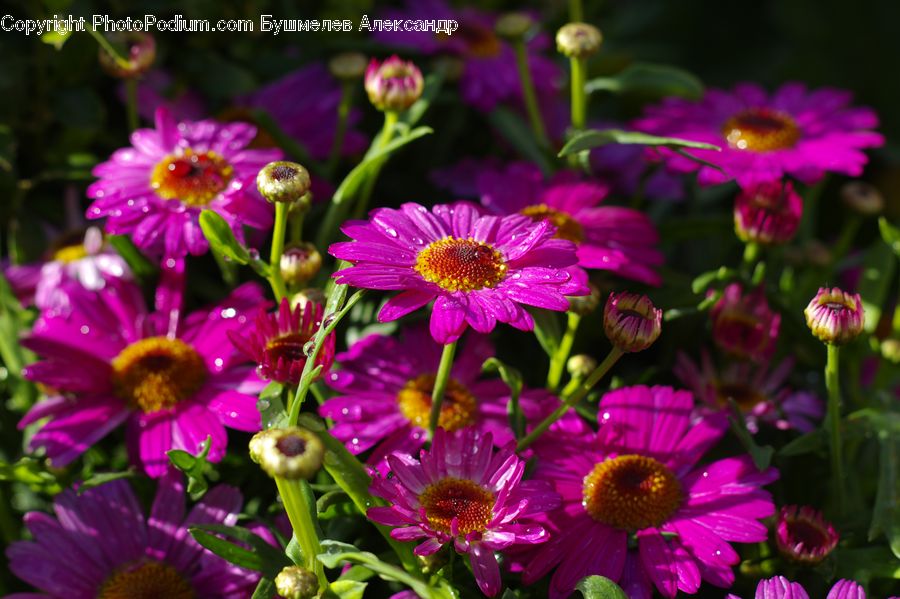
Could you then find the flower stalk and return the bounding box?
[353,110,399,220]
[429,340,458,436]
[825,344,847,514]
[547,312,581,390]
[275,477,328,590]
[269,202,289,301]
[510,37,549,149]
[326,80,354,179]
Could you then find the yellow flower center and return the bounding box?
[583,454,683,531]
[111,337,207,413]
[52,244,89,263]
[520,204,585,243]
[97,561,194,599]
[397,374,477,432]
[419,477,495,535]
[722,108,801,152]
[150,148,234,207]
[716,381,767,412]
[414,237,507,292]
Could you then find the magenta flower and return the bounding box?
[19,280,266,477]
[329,202,587,344]
[734,180,803,245]
[521,385,778,598]
[675,350,823,433]
[86,107,282,259]
[775,505,839,564]
[805,286,865,345]
[476,162,664,285]
[368,428,560,596]
[727,576,867,599]
[710,283,781,362]
[364,55,425,112]
[319,326,581,461]
[634,82,883,188]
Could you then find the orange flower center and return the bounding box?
[397,374,477,432]
[415,237,507,292]
[520,204,585,243]
[419,477,495,535]
[52,244,89,263]
[716,381,767,411]
[583,454,683,531]
[722,108,800,152]
[150,148,234,207]
[111,337,207,413]
[265,332,312,364]
[97,561,194,599]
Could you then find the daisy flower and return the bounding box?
[329,202,587,344]
[727,576,868,599]
[86,107,282,259]
[19,279,266,477]
[710,283,781,362]
[634,82,883,188]
[522,385,778,598]
[368,428,560,596]
[675,350,823,433]
[6,471,261,598]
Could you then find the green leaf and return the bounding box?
[879,217,900,257]
[586,63,704,100]
[258,382,288,429]
[482,358,525,439]
[0,457,63,494]
[575,575,629,599]
[488,108,553,176]
[107,235,157,279]
[857,239,897,333]
[559,129,720,157]
[530,308,562,356]
[779,429,826,457]
[190,523,291,577]
[690,267,737,295]
[199,210,251,264]
[78,470,135,493]
[250,577,276,599]
[832,546,900,583]
[166,436,214,500]
[331,579,368,599]
[868,413,900,558]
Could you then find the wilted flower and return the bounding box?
[775,505,839,564]
[364,55,424,112]
[804,287,864,345]
[603,292,662,353]
[734,180,803,245]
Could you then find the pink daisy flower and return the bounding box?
[329,202,587,344]
[727,576,868,599]
[6,471,261,598]
[710,283,781,363]
[522,385,778,598]
[368,428,560,596]
[634,82,883,188]
[86,107,282,259]
[674,350,823,433]
[19,279,266,477]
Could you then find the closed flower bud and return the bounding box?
[775,505,839,565]
[568,283,601,315]
[567,354,597,379]
[841,181,884,216]
[710,283,780,362]
[495,12,533,40]
[98,32,156,79]
[805,287,864,345]
[257,161,311,204]
[328,52,368,81]
[603,292,662,353]
[556,23,602,59]
[734,181,802,245]
[292,288,327,312]
[274,565,319,599]
[365,56,424,112]
[281,243,322,286]
[250,427,324,480]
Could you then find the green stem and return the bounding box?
[125,78,139,132]
[569,0,584,21]
[742,241,761,275]
[429,341,458,436]
[269,202,289,301]
[290,208,304,244]
[547,312,580,390]
[512,39,549,149]
[353,111,399,220]
[570,57,588,131]
[825,344,847,514]
[326,82,353,178]
[275,477,328,590]
[518,347,623,451]
[87,27,132,71]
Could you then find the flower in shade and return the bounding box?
[603,292,663,353]
[329,201,587,344]
[19,280,266,477]
[775,505,839,564]
[727,576,868,599]
[805,287,865,345]
[364,55,425,113]
[320,326,583,461]
[368,428,560,596]
[86,107,282,259]
[118,69,207,122]
[476,162,664,285]
[521,385,778,599]
[634,82,884,188]
[675,350,823,433]
[734,180,803,245]
[6,471,260,598]
[710,283,781,362]
[555,22,603,59]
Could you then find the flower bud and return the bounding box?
[734,181,802,245]
[495,12,533,40]
[568,283,601,315]
[250,427,324,480]
[274,565,318,599]
[804,287,864,345]
[710,283,780,362]
[881,337,900,364]
[98,32,156,78]
[364,56,424,113]
[603,292,662,353]
[556,23,602,59]
[328,52,368,81]
[775,505,839,565]
[567,354,597,379]
[841,181,884,216]
[257,161,311,205]
[291,288,327,312]
[280,243,322,287]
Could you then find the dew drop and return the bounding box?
[303,341,316,356]
[385,228,399,238]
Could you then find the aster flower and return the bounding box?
[726,576,867,599]
[675,350,823,433]
[320,326,583,461]
[805,287,865,345]
[775,505,839,564]
[19,279,266,477]
[86,107,282,259]
[368,428,560,596]
[522,385,778,598]
[710,283,781,362]
[734,180,803,245]
[6,471,260,598]
[634,82,884,188]
[329,201,587,344]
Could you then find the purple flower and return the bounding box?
[726,576,868,599]
[734,180,803,245]
[775,505,839,564]
[86,108,282,259]
[364,55,425,112]
[368,428,560,596]
[634,82,883,188]
[6,471,260,598]
[710,283,781,362]
[19,280,266,477]
[805,286,865,345]
[521,385,778,598]
[329,202,587,344]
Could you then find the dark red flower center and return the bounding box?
[265,332,312,365]
[520,204,585,243]
[722,108,800,152]
[397,374,477,432]
[415,237,507,292]
[151,148,234,207]
[419,477,495,535]
[112,337,207,413]
[97,561,194,599]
